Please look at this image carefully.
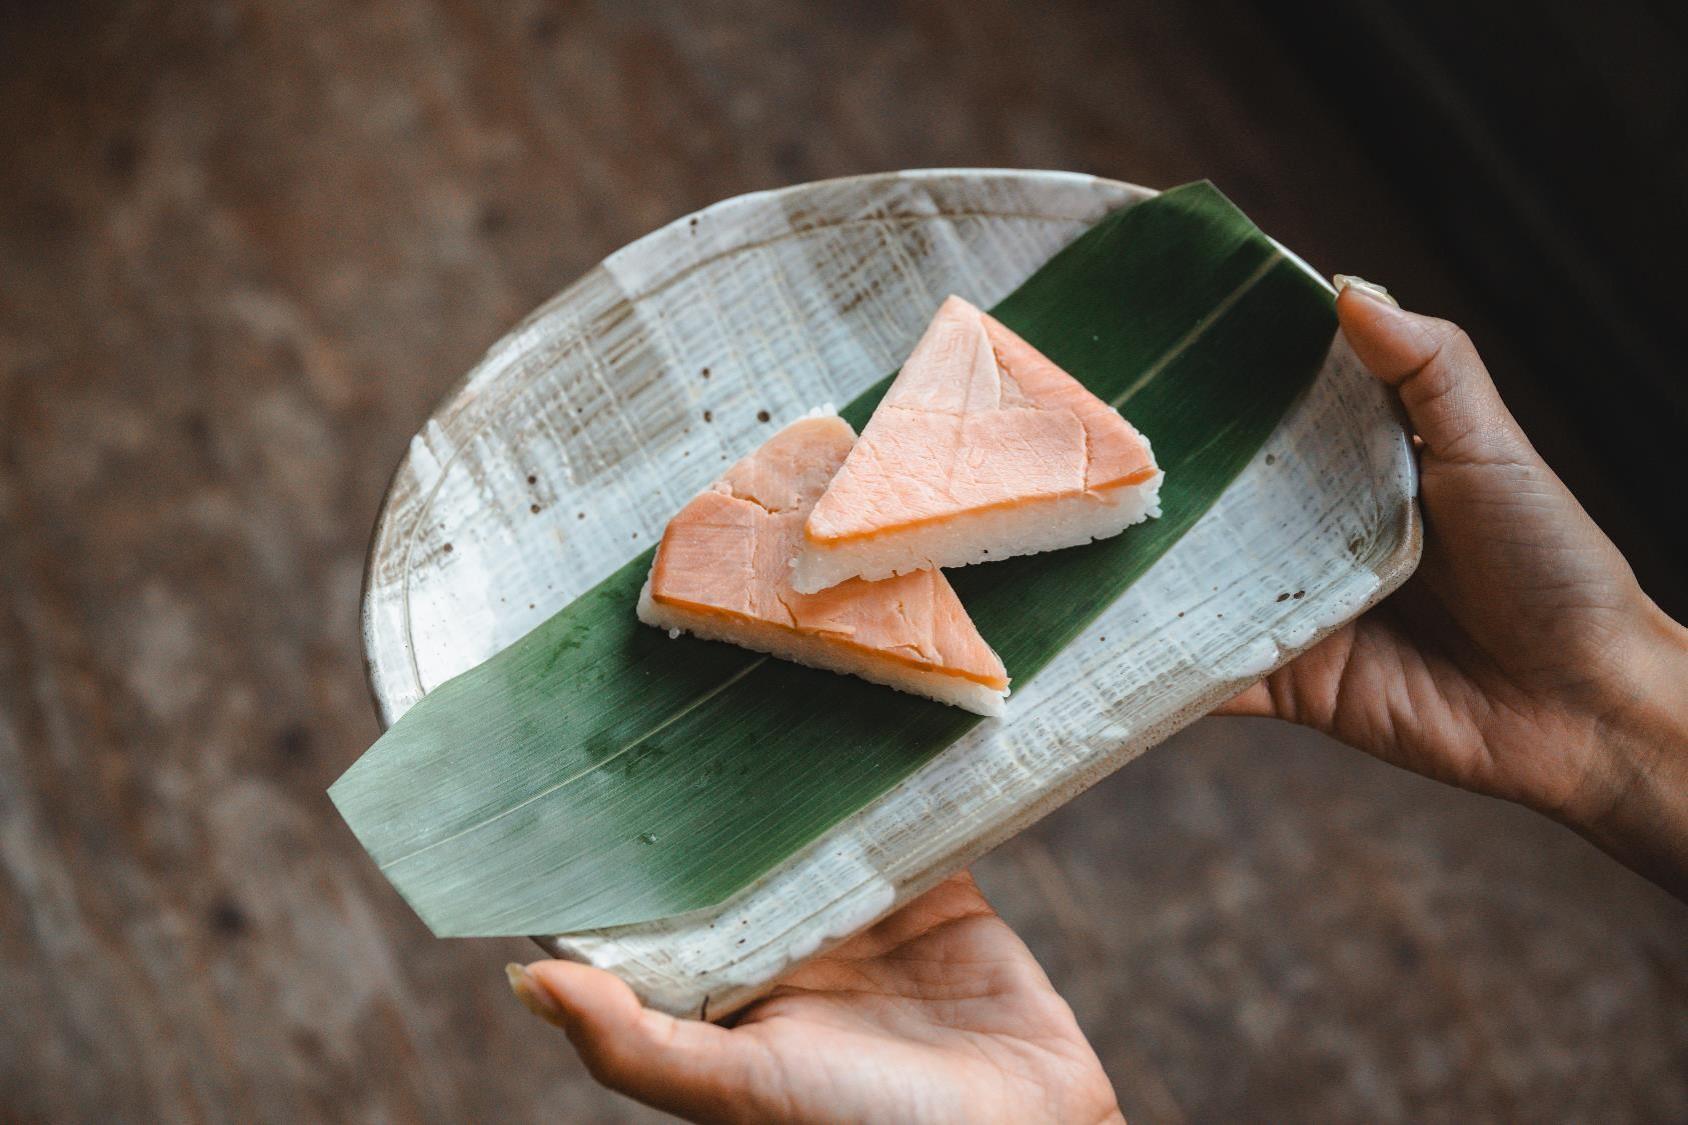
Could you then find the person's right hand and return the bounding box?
[1219,279,1688,895]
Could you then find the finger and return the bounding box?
[1212,680,1273,718]
[510,961,760,1120]
[1334,280,1535,469]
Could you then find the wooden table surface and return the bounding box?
[2,2,1683,1122]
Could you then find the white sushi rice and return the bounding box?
[789,470,1163,594]
[636,580,1008,717]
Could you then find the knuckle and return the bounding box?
[1421,314,1466,345]
[1426,319,1480,370]
[1414,323,1485,405]
[576,1037,634,1088]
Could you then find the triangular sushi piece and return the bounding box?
[638,413,1009,716]
[791,295,1162,593]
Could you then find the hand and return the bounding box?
[1219,279,1688,894]
[508,872,1123,1124]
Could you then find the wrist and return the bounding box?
[1570,603,1688,894]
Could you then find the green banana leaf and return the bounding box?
[330,181,1336,937]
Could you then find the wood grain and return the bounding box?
[1,1,1683,1122]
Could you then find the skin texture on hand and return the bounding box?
[1220,284,1688,895]
[509,872,1124,1125]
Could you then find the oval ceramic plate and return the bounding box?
[362,169,1419,1017]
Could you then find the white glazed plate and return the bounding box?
[361,169,1420,1018]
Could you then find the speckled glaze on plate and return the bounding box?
[361,169,1420,1018]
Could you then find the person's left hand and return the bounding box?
[508,872,1122,1124]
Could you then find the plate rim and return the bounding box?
[357,167,1423,1016]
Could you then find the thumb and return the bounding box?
[1334,279,1535,469]
[508,961,761,1121]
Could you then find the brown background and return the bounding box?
[2,2,1684,1122]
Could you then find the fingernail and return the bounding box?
[506,963,568,1028]
[1332,274,1399,307]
